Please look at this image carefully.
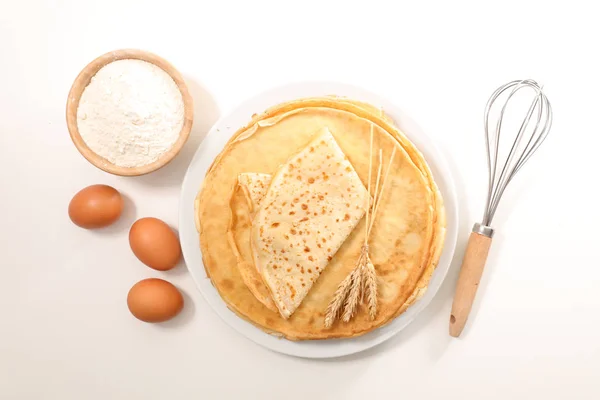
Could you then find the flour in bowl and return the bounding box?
[77,59,184,168]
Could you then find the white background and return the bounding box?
[1,0,599,399]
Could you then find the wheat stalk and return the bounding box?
[324,271,353,328]
[364,255,378,319]
[359,260,367,304]
[370,149,384,229]
[323,125,396,328]
[368,147,396,236]
[341,259,364,322]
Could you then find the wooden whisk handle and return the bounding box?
[449,225,494,337]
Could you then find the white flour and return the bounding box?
[77,59,184,168]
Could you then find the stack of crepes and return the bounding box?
[195,97,446,340]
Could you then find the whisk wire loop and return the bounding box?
[481,79,553,226]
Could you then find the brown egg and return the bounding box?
[68,184,123,229]
[129,217,181,271]
[127,278,184,323]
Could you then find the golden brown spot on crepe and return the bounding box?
[308,268,312,273]
[221,279,234,290]
[301,204,308,210]
[271,222,280,227]
[378,264,397,277]
[336,218,340,222]
[344,214,350,221]
[327,248,331,252]
[322,238,326,243]
[290,229,297,235]
[300,266,305,273]
[296,175,301,181]
[304,246,310,252]
[293,198,299,203]
[310,146,315,152]
[346,203,350,207]
[289,211,295,215]
[318,195,324,200]
[284,257,288,261]
[308,256,314,261]
[288,283,296,299]
[300,217,309,222]
[282,201,287,206]
[308,177,315,184]
[320,140,325,145]
[327,256,332,261]
[317,243,322,248]
[287,268,291,273]
[284,234,289,240]
[395,239,401,246]
[302,283,306,287]
[313,212,318,216]
[345,166,352,172]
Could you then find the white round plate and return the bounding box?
[180,82,458,358]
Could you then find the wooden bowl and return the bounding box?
[66,49,194,176]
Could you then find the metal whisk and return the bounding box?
[449,80,553,337]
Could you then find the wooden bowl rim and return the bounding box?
[66,49,194,176]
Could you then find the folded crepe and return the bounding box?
[249,128,369,318]
[229,173,278,312]
[237,173,271,215]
